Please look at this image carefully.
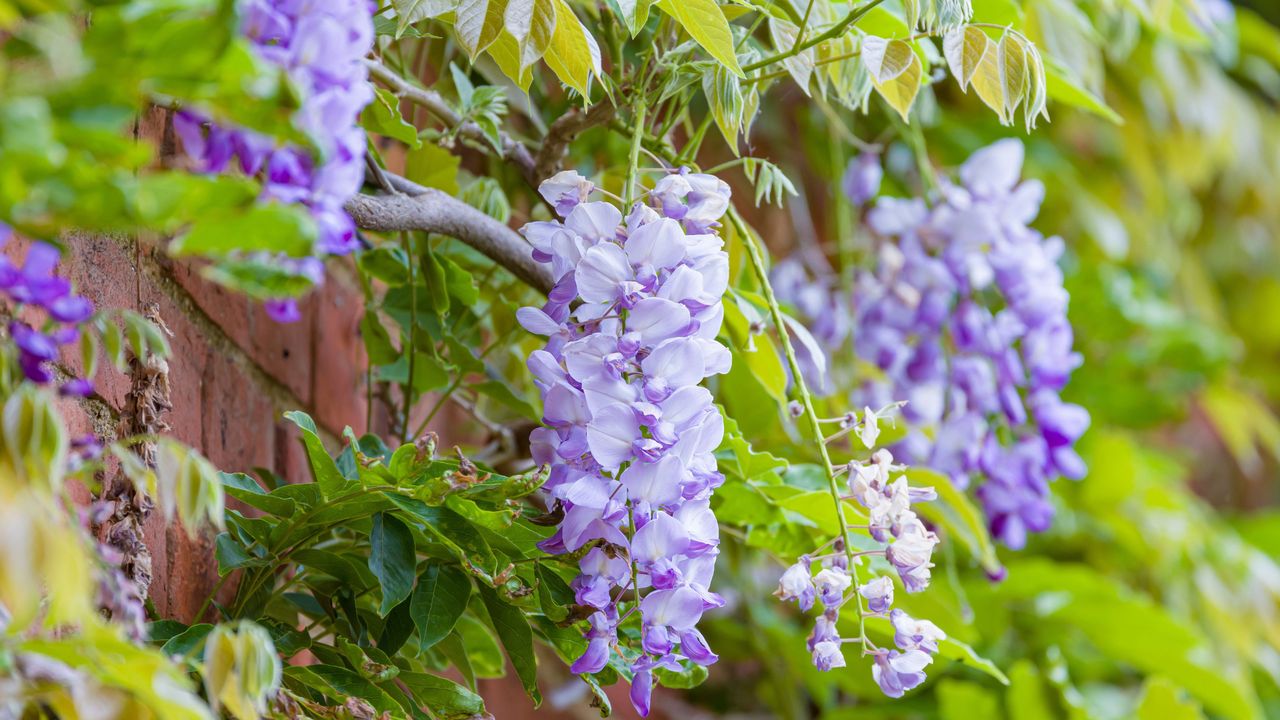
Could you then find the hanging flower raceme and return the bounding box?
[174,0,375,322]
[0,225,95,397]
[775,405,946,698]
[520,169,733,717]
[777,140,1089,551]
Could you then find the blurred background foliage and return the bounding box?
[666,0,1280,717]
[2,0,1280,717]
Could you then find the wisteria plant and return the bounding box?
[2,0,1280,718]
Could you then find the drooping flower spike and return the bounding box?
[175,0,375,322]
[777,139,1089,551]
[0,227,95,396]
[520,168,733,717]
[774,405,946,698]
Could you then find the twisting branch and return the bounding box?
[345,187,554,295]
[532,101,618,181]
[363,58,538,184]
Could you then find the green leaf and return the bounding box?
[907,467,1002,575]
[655,662,709,689]
[361,310,400,366]
[735,328,787,407]
[476,583,541,705]
[939,636,1010,686]
[283,411,350,499]
[614,0,654,36]
[160,623,214,658]
[215,533,264,575]
[394,0,456,38]
[535,564,573,622]
[702,65,744,153]
[456,0,510,59]
[544,0,602,98]
[943,26,991,91]
[1044,62,1121,124]
[293,548,376,590]
[369,512,418,617]
[862,36,923,120]
[655,0,744,76]
[486,30,535,91]
[1137,677,1206,720]
[938,679,1003,720]
[768,17,814,94]
[399,672,488,719]
[436,632,478,688]
[220,472,295,517]
[997,31,1030,118]
[285,665,401,714]
[378,597,416,656]
[405,143,461,195]
[362,88,423,148]
[504,0,556,70]
[170,203,316,258]
[411,563,473,650]
[1005,660,1057,720]
[459,176,512,222]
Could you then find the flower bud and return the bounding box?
[203,621,282,720]
[1,386,69,496]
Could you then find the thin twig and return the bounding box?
[364,58,538,183]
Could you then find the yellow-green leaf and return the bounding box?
[504,0,556,70]
[768,17,815,94]
[1044,62,1121,124]
[864,38,922,121]
[861,35,913,82]
[997,31,1029,118]
[486,30,534,90]
[544,0,601,98]
[969,33,1008,122]
[656,0,744,76]
[616,0,654,36]
[405,144,461,195]
[394,0,456,37]
[943,25,990,91]
[702,65,745,154]
[455,0,509,59]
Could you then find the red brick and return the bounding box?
[164,255,315,407]
[60,233,139,410]
[311,267,368,435]
[200,348,275,474]
[274,418,312,486]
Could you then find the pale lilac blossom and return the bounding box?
[520,169,732,717]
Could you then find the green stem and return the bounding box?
[742,0,888,73]
[793,0,817,48]
[624,101,648,207]
[703,157,751,175]
[402,233,417,444]
[678,114,714,165]
[728,208,869,647]
[736,12,767,51]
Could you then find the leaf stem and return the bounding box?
[728,208,870,646]
[624,101,648,208]
[741,0,888,73]
[402,232,417,444]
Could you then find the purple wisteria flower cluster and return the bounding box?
[175,0,375,322]
[0,225,95,397]
[775,140,1089,551]
[519,169,733,717]
[855,140,1089,550]
[775,408,946,697]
